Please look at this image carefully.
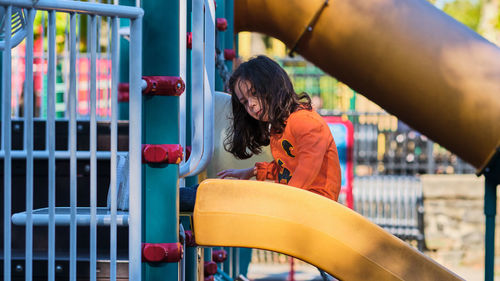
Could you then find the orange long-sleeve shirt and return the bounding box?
[255,109,341,201]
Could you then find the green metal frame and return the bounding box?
[141,1,181,280]
[118,0,134,120]
[482,148,500,281]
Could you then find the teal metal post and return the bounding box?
[119,0,134,120]
[181,216,198,281]
[215,0,225,91]
[224,0,234,72]
[142,1,181,280]
[222,247,232,277]
[222,1,235,277]
[483,149,500,281]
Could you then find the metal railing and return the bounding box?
[353,175,425,251]
[1,1,143,281]
[316,110,476,176]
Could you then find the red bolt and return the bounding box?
[185,146,192,161]
[142,76,186,96]
[185,230,196,247]
[224,49,236,61]
[142,144,183,164]
[187,32,192,49]
[142,243,184,263]
[118,83,129,102]
[204,261,218,276]
[216,18,228,31]
[212,249,227,263]
[204,276,214,281]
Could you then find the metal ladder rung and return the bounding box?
[11,207,129,226]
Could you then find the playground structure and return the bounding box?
[0,0,499,281]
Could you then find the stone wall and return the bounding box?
[422,174,498,267]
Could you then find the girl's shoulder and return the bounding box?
[288,108,323,123]
[287,109,327,131]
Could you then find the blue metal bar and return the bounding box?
[47,9,56,281]
[110,15,119,281]
[0,0,143,18]
[89,14,98,281]
[24,8,35,281]
[128,16,142,281]
[11,208,129,226]
[69,11,78,281]
[201,0,215,173]
[0,150,127,159]
[2,5,12,281]
[179,0,204,177]
[180,0,215,178]
[485,176,498,281]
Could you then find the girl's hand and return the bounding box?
[217,167,256,180]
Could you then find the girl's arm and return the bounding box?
[217,167,255,180]
[254,161,279,181]
[288,116,330,189]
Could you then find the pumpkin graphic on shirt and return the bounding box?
[277,159,292,184]
[281,139,295,158]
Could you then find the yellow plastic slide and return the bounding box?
[193,179,463,281]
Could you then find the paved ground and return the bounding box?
[246,262,497,281]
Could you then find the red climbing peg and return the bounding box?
[216,18,228,31]
[224,49,236,61]
[185,230,197,247]
[212,249,227,263]
[142,242,183,263]
[142,144,183,164]
[142,76,185,96]
[204,261,218,276]
[118,83,129,102]
[187,32,192,49]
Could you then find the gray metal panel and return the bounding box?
[205,92,272,179]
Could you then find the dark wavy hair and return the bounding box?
[224,55,312,159]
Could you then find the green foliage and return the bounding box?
[33,11,70,53]
[442,0,482,30]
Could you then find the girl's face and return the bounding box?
[234,79,269,122]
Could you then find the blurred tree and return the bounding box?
[477,0,500,43]
[431,0,500,43]
[442,0,482,30]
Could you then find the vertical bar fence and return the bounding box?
[0,1,143,280]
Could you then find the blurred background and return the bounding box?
[232,1,500,280]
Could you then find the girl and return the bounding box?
[217,55,341,201]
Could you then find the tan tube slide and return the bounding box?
[234,0,500,171]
